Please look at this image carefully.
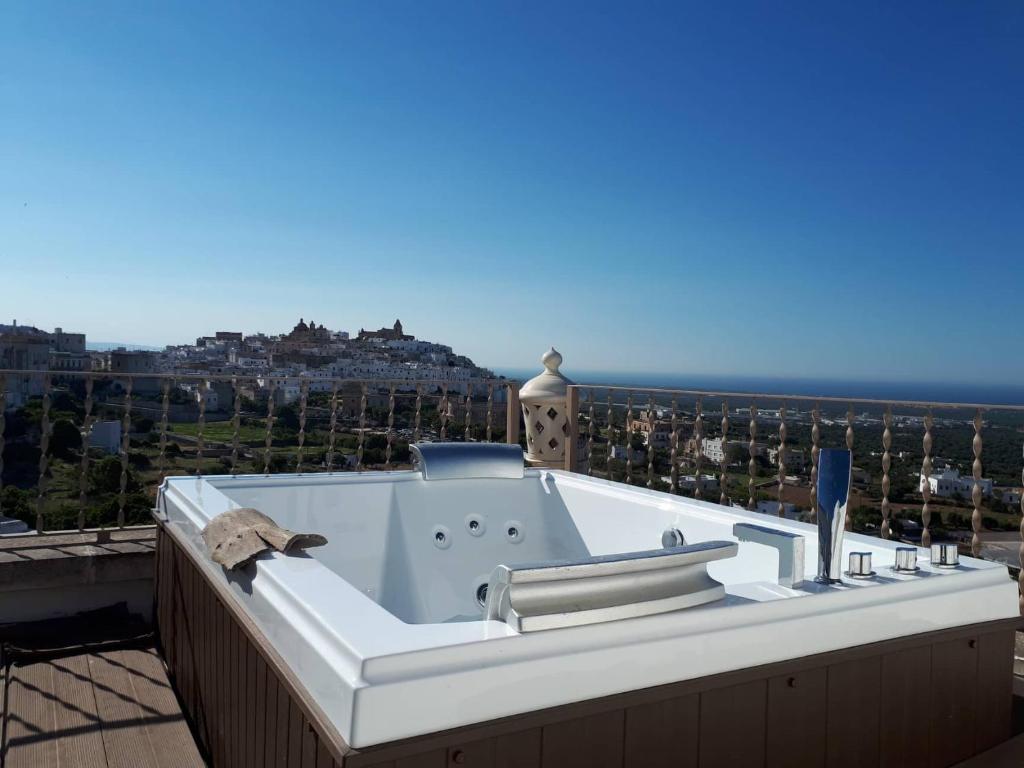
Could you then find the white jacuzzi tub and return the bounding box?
[157,465,1018,748]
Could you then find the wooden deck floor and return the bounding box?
[1,642,205,767]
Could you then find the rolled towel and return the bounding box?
[201,508,328,570]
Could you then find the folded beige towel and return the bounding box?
[201,508,328,570]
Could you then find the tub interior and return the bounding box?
[209,472,786,624]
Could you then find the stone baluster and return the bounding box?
[720,401,730,506]
[606,393,615,479]
[296,379,308,472]
[263,381,276,474]
[921,409,934,549]
[625,392,634,485]
[747,402,758,511]
[505,383,521,446]
[809,403,821,522]
[413,384,423,443]
[439,386,449,441]
[36,374,52,532]
[464,383,473,441]
[846,406,855,451]
[669,396,679,494]
[230,378,241,475]
[971,409,984,557]
[564,385,580,472]
[157,378,171,481]
[881,405,892,539]
[195,379,207,474]
[647,395,656,489]
[777,405,786,517]
[844,405,855,530]
[1019,450,1023,614]
[0,377,5,517]
[78,375,95,531]
[486,383,494,443]
[693,398,704,500]
[386,385,396,468]
[356,383,367,469]
[327,381,340,470]
[117,377,133,529]
[587,389,596,476]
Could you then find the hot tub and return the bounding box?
[156,452,1018,750]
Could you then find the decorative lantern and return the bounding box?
[519,348,573,467]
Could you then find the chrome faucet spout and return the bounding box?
[816,449,852,583]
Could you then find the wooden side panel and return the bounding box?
[623,694,699,768]
[494,728,541,767]
[248,642,260,768]
[153,528,1017,768]
[276,671,292,766]
[880,645,931,768]
[255,653,268,768]
[395,750,446,767]
[930,636,979,768]
[699,680,767,767]
[288,699,304,767]
[155,529,342,768]
[358,728,542,768]
[827,656,881,768]
[444,738,496,767]
[264,664,280,766]
[975,630,1013,756]
[767,667,826,768]
[541,710,625,768]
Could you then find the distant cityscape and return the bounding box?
[0,317,504,409]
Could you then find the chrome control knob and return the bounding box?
[893,547,919,573]
[931,543,959,568]
[662,528,685,548]
[848,551,874,579]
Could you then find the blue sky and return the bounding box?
[2,2,1022,382]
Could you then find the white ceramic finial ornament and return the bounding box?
[519,348,574,466]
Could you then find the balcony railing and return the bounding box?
[562,383,1024,610]
[3,367,1023,610]
[0,369,517,534]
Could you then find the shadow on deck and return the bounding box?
[0,597,205,767]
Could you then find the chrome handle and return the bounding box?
[485,540,738,632]
[931,543,959,568]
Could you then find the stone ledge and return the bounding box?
[0,527,156,591]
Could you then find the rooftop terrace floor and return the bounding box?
[0,607,204,768]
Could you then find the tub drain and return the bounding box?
[476,583,488,607]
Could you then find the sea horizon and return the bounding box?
[493,368,1024,406]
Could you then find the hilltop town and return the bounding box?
[0,318,502,408]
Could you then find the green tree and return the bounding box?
[50,418,82,459]
[0,486,33,524]
[89,456,139,494]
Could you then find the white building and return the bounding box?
[919,469,993,499]
[89,421,122,454]
[609,445,646,463]
[755,500,799,519]
[50,327,86,353]
[767,446,806,469]
[0,330,51,407]
[997,487,1022,507]
[385,339,452,355]
[678,474,719,493]
[700,437,764,465]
